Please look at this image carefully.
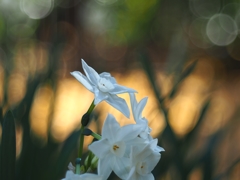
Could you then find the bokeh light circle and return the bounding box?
[206,14,238,46]
[21,0,53,19]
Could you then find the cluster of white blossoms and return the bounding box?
[63,59,164,180]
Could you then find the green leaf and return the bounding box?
[52,129,81,179]
[0,111,16,180]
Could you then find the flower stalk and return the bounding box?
[75,158,81,175]
[78,100,96,169]
[91,131,101,140]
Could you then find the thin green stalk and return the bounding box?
[78,126,85,158]
[91,131,101,140]
[87,100,95,114]
[79,100,95,158]
[76,100,95,174]
[75,158,81,175]
[76,164,81,174]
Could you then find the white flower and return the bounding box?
[62,170,102,180]
[88,114,143,180]
[130,93,165,153]
[68,162,75,173]
[126,144,161,180]
[71,59,137,117]
[129,93,152,138]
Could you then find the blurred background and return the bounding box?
[0,0,240,179]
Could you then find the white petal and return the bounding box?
[65,170,74,178]
[109,84,137,94]
[105,94,130,118]
[150,139,165,153]
[98,157,112,180]
[94,90,108,105]
[118,124,143,142]
[67,162,75,172]
[140,173,154,180]
[112,156,131,179]
[135,97,148,120]
[146,152,160,173]
[126,166,138,180]
[79,173,103,180]
[102,114,120,143]
[88,139,110,159]
[99,72,117,84]
[70,71,93,92]
[130,93,137,113]
[81,59,100,85]
[130,144,152,166]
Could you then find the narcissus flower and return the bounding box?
[88,114,143,180]
[126,144,161,180]
[129,93,152,139]
[71,59,137,118]
[130,93,164,153]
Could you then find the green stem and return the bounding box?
[91,132,101,140]
[76,164,81,174]
[78,126,85,158]
[78,100,95,165]
[87,100,95,114]
[75,158,81,175]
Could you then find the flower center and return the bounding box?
[136,162,147,175]
[98,78,114,92]
[110,141,126,157]
[113,145,119,151]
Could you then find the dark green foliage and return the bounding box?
[0,111,16,180]
[51,129,81,180]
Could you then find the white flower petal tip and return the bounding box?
[159,147,165,152]
[70,71,93,92]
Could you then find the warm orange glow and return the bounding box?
[51,78,93,142]
[168,95,201,137]
[188,167,203,180]
[7,72,27,106]
[16,125,23,158]
[201,88,236,136]
[30,84,54,144]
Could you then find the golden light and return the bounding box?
[7,71,27,106]
[168,94,201,137]
[29,84,54,145]
[51,78,93,142]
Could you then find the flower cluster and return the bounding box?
[64,59,164,180]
